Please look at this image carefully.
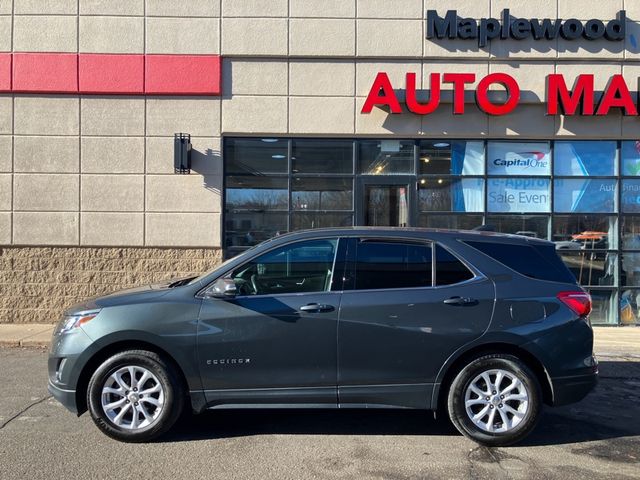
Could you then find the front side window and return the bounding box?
[354,240,432,290]
[230,239,338,296]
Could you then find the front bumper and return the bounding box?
[48,380,78,414]
[551,371,598,406]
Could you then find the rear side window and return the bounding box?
[464,240,576,283]
[355,241,432,290]
[436,245,474,285]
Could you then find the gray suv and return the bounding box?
[48,228,597,446]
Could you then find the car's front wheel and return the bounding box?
[447,354,542,446]
[87,350,184,442]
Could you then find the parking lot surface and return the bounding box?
[1,346,638,480]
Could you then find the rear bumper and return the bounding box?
[48,380,78,414]
[551,371,598,406]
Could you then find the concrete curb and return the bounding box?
[0,324,55,348]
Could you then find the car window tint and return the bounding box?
[231,239,338,295]
[436,245,474,285]
[355,241,432,290]
[464,240,575,283]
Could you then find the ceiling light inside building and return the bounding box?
[434,143,450,148]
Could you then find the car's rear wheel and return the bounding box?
[87,350,184,442]
[447,354,542,446]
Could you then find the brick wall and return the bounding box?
[0,246,222,323]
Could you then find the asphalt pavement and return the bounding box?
[0,346,639,480]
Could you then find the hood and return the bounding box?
[63,276,196,314]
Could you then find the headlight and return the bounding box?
[58,311,100,334]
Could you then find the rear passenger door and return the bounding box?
[337,238,495,409]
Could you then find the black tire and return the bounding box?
[447,354,542,447]
[87,350,184,442]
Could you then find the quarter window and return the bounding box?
[230,239,338,296]
[354,241,432,290]
[435,245,474,285]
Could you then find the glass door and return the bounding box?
[358,177,415,227]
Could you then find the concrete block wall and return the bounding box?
[0,0,636,322]
[0,246,221,323]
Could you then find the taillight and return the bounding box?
[557,291,592,317]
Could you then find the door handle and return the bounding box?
[443,296,477,306]
[299,303,335,313]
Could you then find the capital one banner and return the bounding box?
[487,142,551,176]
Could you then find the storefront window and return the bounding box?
[620,289,640,325]
[225,138,288,175]
[359,140,414,175]
[291,212,353,231]
[292,177,352,211]
[224,212,288,249]
[419,141,484,175]
[559,252,617,286]
[554,141,617,176]
[553,179,617,213]
[487,142,551,176]
[621,180,640,213]
[622,216,640,250]
[418,178,484,212]
[553,215,617,249]
[487,178,550,213]
[485,215,549,239]
[621,141,640,176]
[226,176,288,210]
[588,289,618,325]
[223,138,635,324]
[292,139,353,174]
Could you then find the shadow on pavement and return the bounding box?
[162,360,640,447]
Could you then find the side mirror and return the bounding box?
[205,278,237,299]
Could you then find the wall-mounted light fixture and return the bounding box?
[174,133,192,174]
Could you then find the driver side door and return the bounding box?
[197,237,345,407]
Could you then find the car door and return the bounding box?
[197,237,345,407]
[337,237,495,409]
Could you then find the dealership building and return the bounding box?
[2,0,640,325]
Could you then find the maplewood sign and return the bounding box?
[361,72,640,117]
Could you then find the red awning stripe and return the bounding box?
[0,53,221,95]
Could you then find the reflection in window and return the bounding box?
[587,289,617,325]
[224,212,288,249]
[419,178,484,212]
[419,141,484,175]
[620,289,640,325]
[225,138,288,175]
[487,178,550,213]
[554,141,617,176]
[292,177,352,211]
[487,142,551,176]
[485,215,550,240]
[226,176,288,210]
[292,139,353,174]
[621,180,640,213]
[622,216,640,250]
[418,214,483,230]
[559,251,617,286]
[359,140,414,174]
[554,179,617,213]
[291,212,353,231]
[553,215,617,249]
[622,141,640,176]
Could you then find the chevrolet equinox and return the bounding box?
[48,228,597,446]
